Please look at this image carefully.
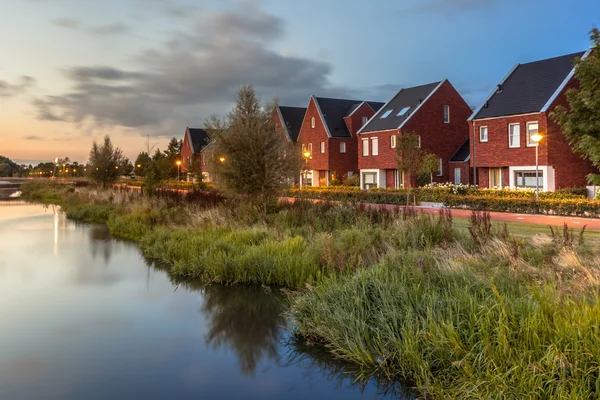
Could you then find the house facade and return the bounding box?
[357,80,472,189]
[181,127,210,173]
[469,51,597,191]
[297,97,384,186]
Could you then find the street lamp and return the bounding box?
[302,150,311,189]
[531,133,543,200]
[176,160,182,189]
[219,156,225,163]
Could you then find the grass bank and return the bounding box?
[20,180,600,398]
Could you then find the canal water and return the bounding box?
[0,202,405,400]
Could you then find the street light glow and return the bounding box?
[303,151,311,159]
[176,160,182,166]
[531,133,543,143]
[219,156,225,163]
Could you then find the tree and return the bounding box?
[134,152,151,177]
[142,149,171,195]
[550,28,600,185]
[422,153,440,184]
[164,137,183,178]
[396,133,440,203]
[207,85,299,206]
[87,136,128,188]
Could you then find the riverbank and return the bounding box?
[21,181,600,399]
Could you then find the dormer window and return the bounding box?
[380,109,393,119]
[397,107,410,117]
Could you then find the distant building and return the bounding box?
[272,105,306,143]
[181,127,210,173]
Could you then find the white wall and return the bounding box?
[508,165,555,192]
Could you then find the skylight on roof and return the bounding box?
[397,107,410,116]
[380,109,393,119]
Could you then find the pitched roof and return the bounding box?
[471,51,586,120]
[449,139,470,162]
[314,97,385,138]
[187,128,210,153]
[359,81,443,134]
[277,106,306,142]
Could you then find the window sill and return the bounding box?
[508,146,521,149]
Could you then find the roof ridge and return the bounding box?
[519,51,585,66]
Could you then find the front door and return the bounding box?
[454,168,461,185]
[489,168,502,188]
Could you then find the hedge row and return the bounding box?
[289,188,600,218]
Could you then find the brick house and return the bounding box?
[297,97,384,186]
[272,105,306,143]
[181,127,210,173]
[357,80,472,189]
[469,51,597,191]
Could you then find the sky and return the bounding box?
[1,0,598,165]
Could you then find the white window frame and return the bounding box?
[371,137,379,156]
[302,144,306,153]
[362,138,369,156]
[311,117,316,129]
[437,158,443,176]
[444,105,450,124]
[480,126,488,142]
[508,123,521,148]
[390,134,397,149]
[417,135,421,148]
[308,143,313,153]
[340,142,346,153]
[320,141,325,153]
[526,122,539,147]
[362,116,368,126]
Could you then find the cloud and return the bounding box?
[0,76,36,98]
[33,3,378,135]
[89,23,131,36]
[24,135,43,141]
[400,0,520,18]
[53,17,80,29]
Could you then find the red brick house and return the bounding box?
[469,51,597,191]
[181,127,210,173]
[272,105,306,143]
[357,80,472,189]
[297,97,384,186]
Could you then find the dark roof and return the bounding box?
[314,98,385,138]
[367,101,385,112]
[278,106,306,142]
[187,128,210,153]
[472,51,585,120]
[449,139,470,162]
[200,140,217,153]
[359,81,442,134]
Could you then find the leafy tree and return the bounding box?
[186,156,205,189]
[551,28,600,185]
[422,153,440,184]
[0,156,18,177]
[142,149,171,195]
[207,85,300,206]
[87,136,128,188]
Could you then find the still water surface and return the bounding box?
[0,202,404,399]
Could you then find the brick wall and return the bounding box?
[271,108,289,143]
[448,161,471,185]
[402,80,472,185]
[181,130,194,173]
[297,98,330,171]
[358,129,399,170]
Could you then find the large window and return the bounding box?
[390,134,397,148]
[527,122,539,147]
[362,138,369,156]
[320,141,325,153]
[509,124,520,148]
[363,172,377,189]
[340,142,346,153]
[371,137,379,156]
[489,168,502,188]
[515,170,543,189]
[480,126,488,142]
[444,105,450,123]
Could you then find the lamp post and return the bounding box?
[302,151,311,189]
[531,133,543,200]
[176,160,182,189]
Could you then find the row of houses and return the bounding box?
[182,50,597,192]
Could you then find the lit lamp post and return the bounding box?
[176,160,182,189]
[531,133,543,200]
[302,151,311,189]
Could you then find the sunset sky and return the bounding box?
[1,0,598,165]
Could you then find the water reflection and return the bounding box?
[0,203,402,399]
